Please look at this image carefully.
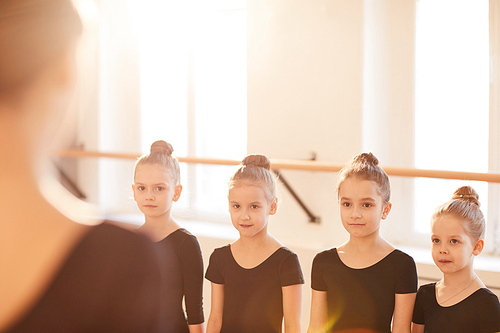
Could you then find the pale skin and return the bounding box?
[206,184,302,333]
[411,215,498,333]
[133,164,205,333]
[0,46,93,330]
[308,178,416,333]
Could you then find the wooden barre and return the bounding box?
[56,149,500,183]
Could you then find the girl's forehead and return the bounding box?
[229,184,268,199]
[432,215,468,235]
[339,178,380,197]
[135,164,172,181]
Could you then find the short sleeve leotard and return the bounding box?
[5,223,162,333]
[205,245,304,333]
[311,248,417,333]
[155,228,204,332]
[412,282,500,333]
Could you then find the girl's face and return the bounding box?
[338,178,391,240]
[431,215,482,275]
[133,163,181,220]
[228,184,277,239]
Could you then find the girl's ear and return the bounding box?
[173,185,183,202]
[132,184,137,201]
[473,239,484,256]
[381,202,392,220]
[270,197,278,215]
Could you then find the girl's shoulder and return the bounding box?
[314,247,338,257]
[388,248,417,264]
[167,227,198,242]
[209,244,231,257]
[462,287,500,307]
[372,248,416,272]
[89,222,157,253]
[312,248,339,264]
[6,222,162,332]
[267,246,301,266]
[276,246,298,256]
[156,227,201,249]
[417,282,437,296]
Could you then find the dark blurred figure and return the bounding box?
[0,1,162,331]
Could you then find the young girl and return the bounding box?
[1,1,162,331]
[308,152,418,333]
[412,186,500,333]
[133,140,205,333]
[205,154,304,333]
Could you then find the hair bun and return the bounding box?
[150,140,173,156]
[242,154,271,170]
[452,186,480,206]
[352,152,379,166]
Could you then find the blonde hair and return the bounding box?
[0,0,82,98]
[229,154,277,202]
[432,186,485,241]
[336,152,391,203]
[134,140,181,185]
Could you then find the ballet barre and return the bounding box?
[56,149,500,224]
[57,149,500,183]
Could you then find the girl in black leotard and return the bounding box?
[0,1,162,331]
[205,154,304,333]
[133,140,205,333]
[412,186,500,333]
[308,153,417,333]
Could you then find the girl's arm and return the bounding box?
[189,323,205,333]
[307,290,328,333]
[411,323,424,333]
[282,284,302,333]
[206,283,224,333]
[180,237,205,331]
[392,292,416,333]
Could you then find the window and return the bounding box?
[132,0,247,222]
[413,0,499,254]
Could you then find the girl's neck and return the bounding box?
[344,232,389,252]
[437,268,483,306]
[138,214,180,242]
[231,232,282,269]
[441,267,477,287]
[236,229,281,251]
[239,232,270,249]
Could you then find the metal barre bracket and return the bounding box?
[273,170,321,223]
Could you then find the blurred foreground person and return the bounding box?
[0,0,162,331]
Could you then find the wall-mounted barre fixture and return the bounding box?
[56,149,500,183]
[56,149,500,224]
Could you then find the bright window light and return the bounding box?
[414,0,489,233]
[130,0,247,217]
